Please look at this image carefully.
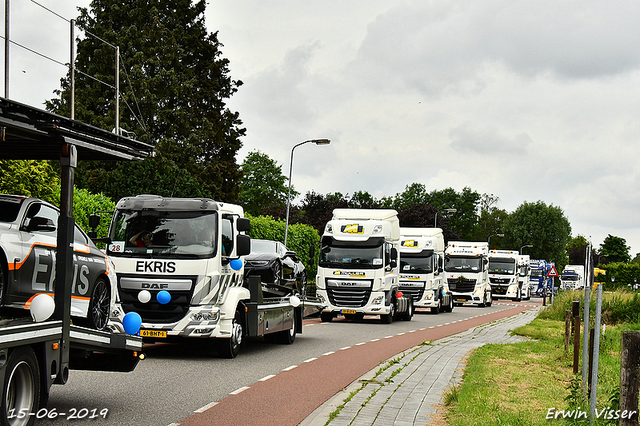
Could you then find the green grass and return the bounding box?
[445,298,637,426]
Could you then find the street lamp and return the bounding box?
[434,208,457,227]
[520,244,533,254]
[488,233,504,250]
[284,138,331,247]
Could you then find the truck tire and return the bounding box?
[515,287,522,302]
[486,291,493,307]
[1,346,41,426]
[217,310,243,358]
[320,312,334,322]
[443,295,454,313]
[0,257,6,306]
[380,301,395,324]
[400,299,413,321]
[431,297,441,314]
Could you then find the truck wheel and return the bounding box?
[1,346,41,426]
[87,277,111,330]
[444,295,454,313]
[515,287,522,302]
[401,299,413,321]
[320,312,334,322]
[380,301,395,324]
[217,310,243,358]
[431,297,441,314]
[486,291,493,307]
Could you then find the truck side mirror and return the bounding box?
[309,244,315,259]
[88,213,101,230]
[237,234,251,256]
[237,217,250,232]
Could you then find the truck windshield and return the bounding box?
[531,269,544,278]
[107,209,218,259]
[319,244,384,269]
[562,274,579,281]
[400,252,434,274]
[488,259,516,275]
[444,256,482,272]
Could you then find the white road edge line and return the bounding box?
[283,365,298,371]
[194,401,218,413]
[230,386,249,395]
[323,351,335,356]
[259,375,275,382]
[304,357,318,363]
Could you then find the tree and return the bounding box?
[45,0,245,202]
[468,193,508,244]
[238,150,291,216]
[599,234,631,264]
[502,201,571,267]
[0,160,60,202]
[298,191,349,234]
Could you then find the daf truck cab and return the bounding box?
[488,250,521,301]
[445,242,492,307]
[398,227,453,314]
[316,209,413,324]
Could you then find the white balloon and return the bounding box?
[138,290,151,303]
[30,294,55,322]
[289,295,301,307]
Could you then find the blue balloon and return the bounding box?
[123,312,142,335]
[157,290,171,305]
[230,259,243,271]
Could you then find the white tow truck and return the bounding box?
[0,98,148,425]
[91,195,322,358]
[398,228,453,314]
[316,209,413,323]
[487,250,522,301]
[445,241,492,307]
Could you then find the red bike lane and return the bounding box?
[179,301,539,426]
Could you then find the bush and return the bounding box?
[538,288,640,325]
[50,186,116,240]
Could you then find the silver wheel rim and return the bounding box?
[6,361,35,426]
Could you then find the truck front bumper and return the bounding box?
[317,290,393,316]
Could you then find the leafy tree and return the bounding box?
[45,0,244,202]
[238,150,291,216]
[298,191,349,234]
[599,234,631,264]
[50,186,116,239]
[349,191,381,209]
[0,160,60,202]
[502,201,571,267]
[469,193,508,244]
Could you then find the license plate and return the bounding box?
[141,329,167,338]
[341,309,357,315]
[457,299,466,302]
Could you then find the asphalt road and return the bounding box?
[41,299,539,426]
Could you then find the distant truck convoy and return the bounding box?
[398,227,453,314]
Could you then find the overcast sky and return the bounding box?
[5,1,640,257]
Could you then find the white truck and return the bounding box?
[93,195,321,358]
[561,265,586,290]
[398,227,453,314]
[518,254,532,300]
[316,209,413,323]
[487,250,522,301]
[444,241,492,307]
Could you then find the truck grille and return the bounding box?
[491,284,509,295]
[118,276,195,323]
[448,278,476,293]
[326,280,372,307]
[399,286,424,303]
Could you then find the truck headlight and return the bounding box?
[372,295,384,305]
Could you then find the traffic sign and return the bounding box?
[547,265,559,277]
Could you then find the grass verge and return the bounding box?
[444,296,639,425]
